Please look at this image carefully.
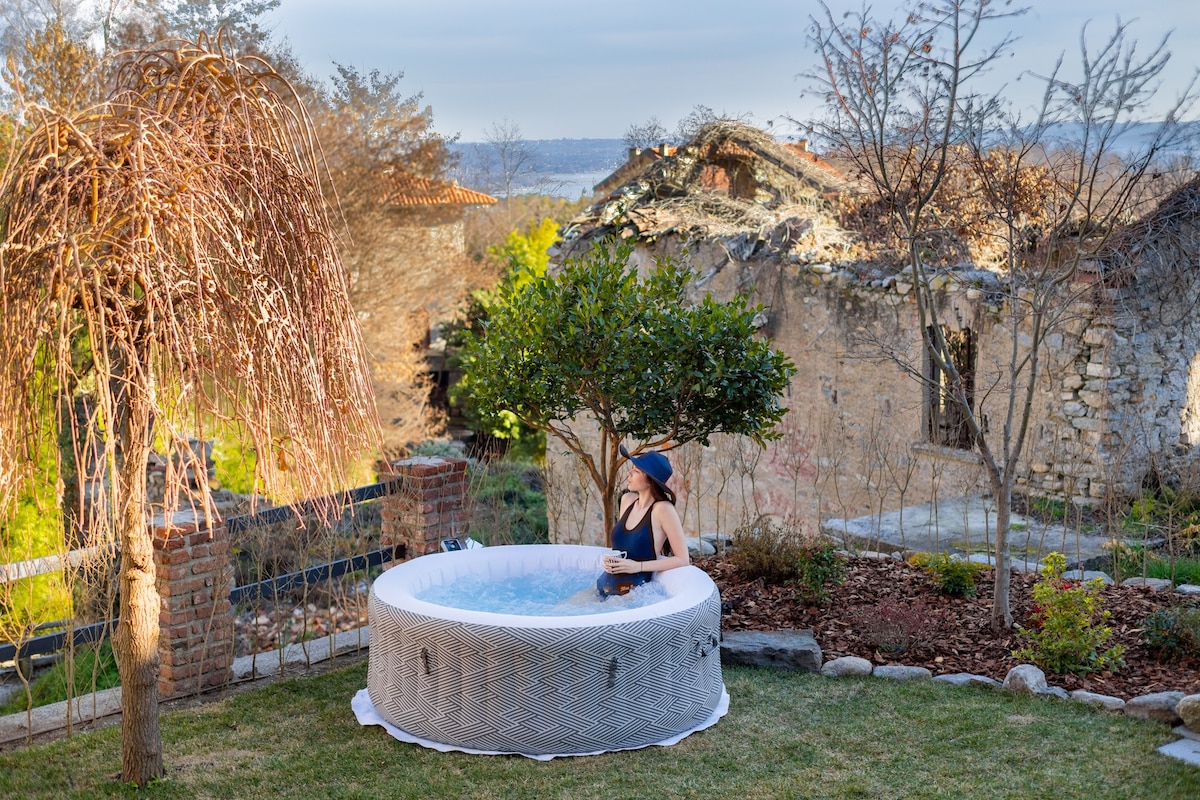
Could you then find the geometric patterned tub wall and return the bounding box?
[366,547,724,755]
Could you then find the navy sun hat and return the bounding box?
[619,444,673,492]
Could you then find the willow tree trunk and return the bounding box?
[111,381,162,785]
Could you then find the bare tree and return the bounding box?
[623,115,670,151]
[473,117,538,201]
[0,36,379,785]
[807,0,1196,630]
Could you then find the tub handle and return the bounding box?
[607,657,618,689]
[421,648,431,675]
[693,634,720,660]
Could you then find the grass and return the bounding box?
[1,662,1197,799]
[1108,549,1200,586]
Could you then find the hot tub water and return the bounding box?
[415,566,671,616]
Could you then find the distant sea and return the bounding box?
[515,171,612,199]
[448,138,626,201]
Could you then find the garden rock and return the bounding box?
[1120,577,1174,591]
[721,630,822,672]
[1175,584,1200,597]
[1062,570,1114,585]
[821,656,873,677]
[686,536,716,557]
[967,553,1042,573]
[1003,664,1048,694]
[1069,690,1126,712]
[1124,691,1185,724]
[1034,686,1070,700]
[1176,694,1200,731]
[932,672,1001,689]
[872,665,932,681]
[852,550,897,561]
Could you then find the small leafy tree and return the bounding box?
[461,237,795,538]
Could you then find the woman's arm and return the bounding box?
[640,503,689,572]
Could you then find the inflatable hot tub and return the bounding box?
[360,544,726,757]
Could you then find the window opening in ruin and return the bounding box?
[925,326,976,450]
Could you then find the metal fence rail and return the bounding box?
[1,480,402,665]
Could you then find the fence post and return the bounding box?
[151,512,234,698]
[379,456,469,559]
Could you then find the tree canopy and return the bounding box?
[461,237,795,534]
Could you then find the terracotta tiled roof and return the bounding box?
[783,144,842,178]
[383,175,497,207]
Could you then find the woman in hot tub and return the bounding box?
[597,444,690,597]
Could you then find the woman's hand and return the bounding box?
[603,555,641,575]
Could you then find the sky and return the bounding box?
[267,0,1200,142]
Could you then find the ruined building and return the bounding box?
[545,121,1200,546]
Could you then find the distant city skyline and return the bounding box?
[268,1,1199,142]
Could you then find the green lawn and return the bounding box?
[1,662,1197,799]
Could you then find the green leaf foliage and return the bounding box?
[461,237,796,448]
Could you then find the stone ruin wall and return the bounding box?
[1091,243,1200,497]
[546,236,1200,545]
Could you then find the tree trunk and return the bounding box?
[111,391,163,785]
[990,479,1014,632]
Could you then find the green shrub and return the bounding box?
[1142,606,1200,662]
[909,551,985,597]
[1031,497,1069,521]
[729,518,843,600]
[792,540,845,606]
[1013,552,1125,675]
[1121,487,1200,539]
[466,461,548,545]
[0,640,121,715]
[730,518,808,586]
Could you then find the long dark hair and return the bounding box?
[647,480,676,556]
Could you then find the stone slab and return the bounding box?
[1174,725,1200,743]
[1158,738,1200,767]
[821,495,1114,568]
[0,686,123,745]
[720,630,822,673]
[231,626,371,680]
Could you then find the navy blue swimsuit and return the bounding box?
[596,499,659,597]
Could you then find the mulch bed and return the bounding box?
[697,553,1200,699]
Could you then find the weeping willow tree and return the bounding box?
[0,37,379,786]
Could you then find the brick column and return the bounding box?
[151,512,234,698]
[380,456,469,558]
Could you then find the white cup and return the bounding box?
[601,549,627,568]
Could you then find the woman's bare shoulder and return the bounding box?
[652,501,682,521]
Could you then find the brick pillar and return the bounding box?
[380,456,469,558]
[151,512,234,698]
